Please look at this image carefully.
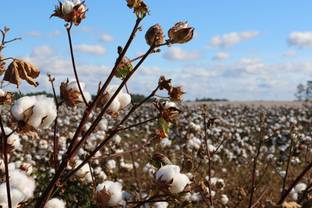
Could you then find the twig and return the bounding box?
[203,111,213,206]
[130,152,142,200]
[48,74,60,170]
[0,116,12,208]
[65,23,89,106]
[248,115,265,208]
[281,134,294,197]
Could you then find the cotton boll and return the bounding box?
[154,202,169,208]
[221,194,229,205]
[294,182,307,193]
[118,93,131,109]
[108,99,120,112]
[11,96,37,121]
[106,159,116,171]
[96,181,123,206]
[45,198,66,208]
[169,173,190,194]
[156,165,180,183]
[11,96,57,129]
[10,169,36,199]
[112,135,122,144]
[0,184,25,208]
[160,138,172,147]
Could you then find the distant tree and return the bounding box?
[306,81,312,101]
[295,83,305,101]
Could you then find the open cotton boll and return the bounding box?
[0,184,26,208]
[11,96,37,121]
[10,169,36,199]
[11,96,57,129]
[169,173,190,194]
[154,202,169,208]
[26,96,57,128]
[221,194,229,205]
[156,165,180,183]
[294,182,307,193]
[118,93,131,109]
[45,198,66,208]
[96,181,123,206]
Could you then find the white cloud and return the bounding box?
[99,33,114,42]
[163,47,200,61]
[210,31,259,48]
[288,32,312,48]
[75,44,106,55]
[212,52,229,61]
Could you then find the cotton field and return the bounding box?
[1,101,312,207]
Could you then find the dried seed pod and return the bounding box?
[145,24,164,46]
[168,21,194,44]
[94,188,112,208]
[169,86,185,101]
[60,80,83,107]
[158,76,172,91]
[3,59,40,87]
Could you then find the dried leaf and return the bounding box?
[3,59,40,87]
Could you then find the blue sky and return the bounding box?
[1,0,312,100]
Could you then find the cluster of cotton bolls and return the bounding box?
[0,167,36,208]
[155,164,190,194]
[11,95,57,129]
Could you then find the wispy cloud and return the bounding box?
[99,33,114,42]
[163,47,200,61]
[75,44,106,55]
[209,31,259,48]
[288,31,312,48]
[212,52,229,61]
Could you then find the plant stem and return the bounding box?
[48,74,59,170]
[66,23,89,106]
[203,112,213,207]
[0,116,12,208]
